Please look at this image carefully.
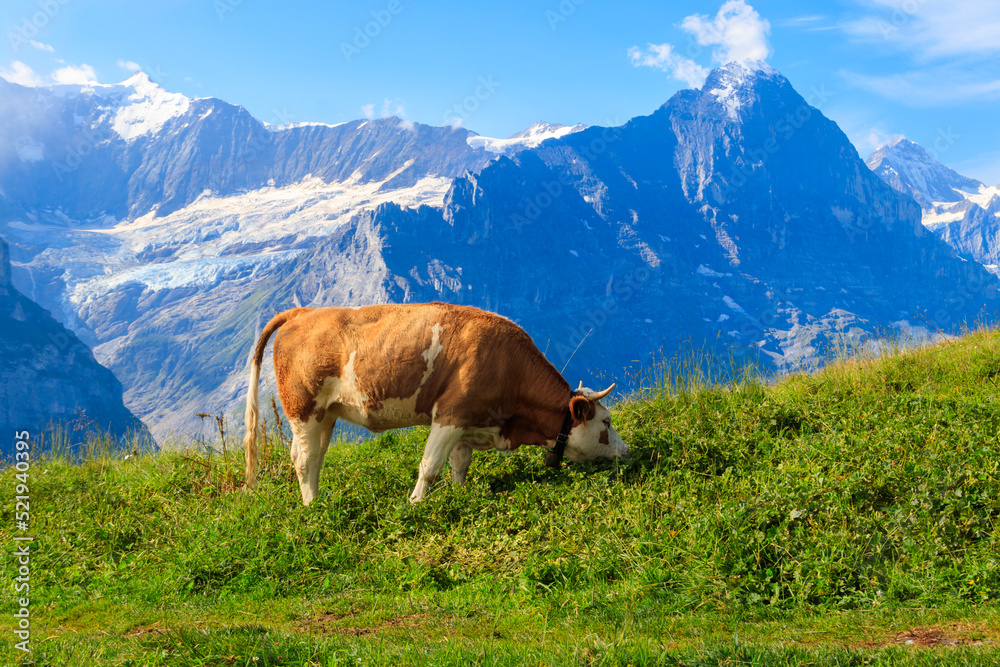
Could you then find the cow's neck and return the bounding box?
[499,360,573,451]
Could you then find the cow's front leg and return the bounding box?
[449,441,473,487]
[290,417,324,505]
[410,423,465,502]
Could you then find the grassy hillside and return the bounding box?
[3,329,1000,665]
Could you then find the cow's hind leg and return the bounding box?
[410,423,465,502]
[320,414,336,458]
[449,441,474,487]
[290,417,324,505]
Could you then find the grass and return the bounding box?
[3,328,1000,665]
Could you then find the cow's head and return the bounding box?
[554,383,628,464]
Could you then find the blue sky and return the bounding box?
[2,0,999,184]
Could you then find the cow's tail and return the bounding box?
[244,308,307,487]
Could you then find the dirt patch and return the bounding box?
[294,611,431,636]
[881,625,989,648]
[124,622,170,638]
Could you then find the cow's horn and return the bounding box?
[585,384,615,401]
[577,381,584,391]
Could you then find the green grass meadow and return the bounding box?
[4,329,1000,665]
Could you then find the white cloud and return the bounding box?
[777,14,826,27]
[840,1,1000,106]
[841,67,1000,105]
[629,1,771,88]
[681,0,772,63]
[29,40,54,52]
[360,98,416,129]
[843,0,1000,59]
[117,59,142,73]
[2,60,102,87]
[0,60,45,86]
[862,127,904,154]
[51,64,98,85]
[627,44,708,88]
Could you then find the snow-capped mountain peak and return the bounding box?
[866,138,984,207]
[507,121,586,142]
[110,73,191,141]
[467,121,587,154]
[704,59,781,121]
[868,138,1000,275]
[8,68,194,142]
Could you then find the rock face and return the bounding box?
[0,72,494,221]
[867,138,1000,274]
[0,237,148,457]
[1,61,998,440]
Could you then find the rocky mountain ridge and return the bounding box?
[867,138,1000,274]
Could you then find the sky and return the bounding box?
[2,0,999,185]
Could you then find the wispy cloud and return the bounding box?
[360,98,414,129]
[777,14,836,31]
[842,0,1000,59]
[840,1,1000,106]
[117,59,142,73]
[29,40,54,52]
[629,1,771,88]
[951,151,1000,187]
[627,43,708,88]
[0,60,44,86]
[862,127,904,154]
[841,67,1000,106]
[1,60,99,87]
[777,14,826,27]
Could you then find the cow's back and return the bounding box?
[271,303,555,429]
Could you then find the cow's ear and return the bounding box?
[569,396,594,424]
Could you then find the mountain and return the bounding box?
[297,59,995,380]
[0,236,148,457]
[2,61,997,440]
[867,138,1000,274]
[0,72,495,221]
[467,122,588,154]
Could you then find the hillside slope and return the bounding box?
[3,328,1000,664]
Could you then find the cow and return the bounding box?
[242,302,628,504]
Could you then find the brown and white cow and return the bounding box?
[242,302,627,504]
